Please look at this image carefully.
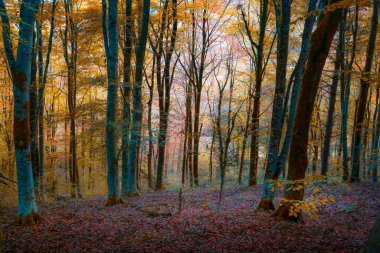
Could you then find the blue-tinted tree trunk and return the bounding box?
[350,0,379,182]
[258,0,293,210]
[102,0,121,205]
[0,0,41,223]
[128,0,150,194]
[365,207,380,252]
[339,8,352,181]
[264,0,292,184]
[274,0,317,180]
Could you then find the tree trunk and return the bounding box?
[264,0,292,187]
[272,0,343,222]
[0,0,42,223]
[350,0,378,182]
[121,0,133,196]
[102,0,121,205]
[365,209,380,253]
[259,0,292,209]
[128,0,150,194]
[321,26,343,175]
[369,66,380,182]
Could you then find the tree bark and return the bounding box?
[0,0,42,223]
[102,0,121,205]
[350,0,378,182]
[128,0,150,194]
[272,0,343,222]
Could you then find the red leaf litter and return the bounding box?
[1,182,379,252]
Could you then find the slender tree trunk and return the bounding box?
[369,66,380,182]
[30,32,40,194]
[362,94,372,178]
[192,91,201,186]
[121,0,133,196]
[339,6,356,181]
[321,28,343,175]
[209,125,215,182]
[351,0,378,182]
[147,61,154,189]
[156,1,178,190]
[238,89,252,184]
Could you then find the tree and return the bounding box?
[121,0,133,197]
[102,0,121,205]
[150,0,179,190]
[63,0,81,198]
[272,0,343,222]
[340,6,358,181]
[0,0,42,223]
[365,208,380,252]
[127,0,151,194]
[369,64,380,182]
[238,0,271,187]
[350,0,379,182]
[260,0,292,196]
[30,0,57,200]
[212,56,242,211]
[320,6,348,176]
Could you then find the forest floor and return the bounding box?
[1,182,379,252]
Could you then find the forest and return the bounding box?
[0,0,380,252]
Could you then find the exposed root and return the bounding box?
[16,211,43,226]
[105,196,124,206]
[271,201,304,224]
[256,198,276,212]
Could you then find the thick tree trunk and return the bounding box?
[275,0,317,179]
[102,0,121,205]
[272,0,342,222]
[0,0,42,223]
[128,0,150,194]
[258,0,292,210]
[365,209,380,252]
[264,0,292,187]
